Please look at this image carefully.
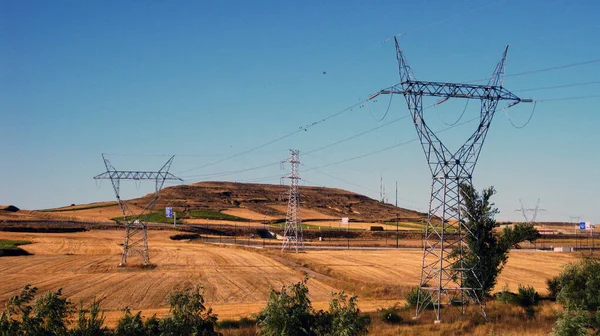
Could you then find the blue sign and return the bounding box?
[580,222,586,230]
[165,207,173,218]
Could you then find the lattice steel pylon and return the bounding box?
[281,149,303,252]
[94,154,182,266]
[516,198,546,223]
[372,37,529,322]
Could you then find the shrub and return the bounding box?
[0,284,74,336]
[326,292,369,336]
[256,278,313,336]
[160,285,220,335]
[70,299,110,336]
[515,284,540,318]
[405,286,432,309]
[494,284,517,304]
[552,257,600,334]
[550,308,590,336]
[546,276,561,300]
[114,308,145,336]
[378,305,402,324]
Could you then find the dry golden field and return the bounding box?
[0,228,580,333]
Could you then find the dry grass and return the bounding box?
[0,229,578,333]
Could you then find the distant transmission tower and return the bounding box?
[516,198,546,223]
[94,154,182,266]
[281,149,303,252]
[371,37,530,322]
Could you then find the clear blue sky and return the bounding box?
[1,0,599,224]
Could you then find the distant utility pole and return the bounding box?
[516,198,546,223]
[380,176,387,203]
[281,149,303,252]
[396,181,399,249]
[94,154,182,266]
[370,37,530,322]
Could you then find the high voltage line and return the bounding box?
[163,56,600,178]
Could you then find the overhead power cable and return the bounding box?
[176,100,364,175]
[514,80,600,92]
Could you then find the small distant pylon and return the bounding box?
[281,149,303,252]
[516,198,546,223]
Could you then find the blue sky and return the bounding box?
[1,0,599,224]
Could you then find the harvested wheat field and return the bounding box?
[0,230,339,325]
[274,249,578,296]
[0,229,580,331]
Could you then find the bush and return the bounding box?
[378,305,402,324]
[515,284,540,318]
[256,278,369,336]
[256,278,313,336]
[160,285,220,335]
[217,317,255,329]
[0,284,74,336]
[550,308,590,336]
[552,257,600,334]
[494,284,517,304]
[405,286,432,309]
[70,299,110,336]
[546,276,561,300]
[326,292,370,336]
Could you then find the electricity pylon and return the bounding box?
[281,149,302,252]
[94,154,182,266]
[516,198,546,223]
[372,37,530,322]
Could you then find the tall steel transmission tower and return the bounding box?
[94,154,182,266]
[281,149,303,252]
[516,198,546,223]
[371,37,529,322]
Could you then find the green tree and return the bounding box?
[159,285,220,336]
[114,308,146,336]
[325,292,369,336]
[70,299,110,336]
[0,284,74,336]
[459,184,540,298]
[257,278,369,336]
[256,278,314,336]
[552,257,600,335]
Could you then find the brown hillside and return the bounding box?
[130,181,427,222]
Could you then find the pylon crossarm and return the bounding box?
[381,81,520,101]
[93,171,182,180]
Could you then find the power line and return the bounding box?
[514,80,600,92]
[536,94,600,102]
[176,100,364,175]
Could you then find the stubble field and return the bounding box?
[0,229,579,331]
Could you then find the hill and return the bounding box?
[2,182,427,224]
[131,181,427,223]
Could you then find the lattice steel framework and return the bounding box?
[94,154,182,266]
[516,198,546,223]
[281,149,303,252]
[375,37,528,322]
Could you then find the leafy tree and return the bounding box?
[114,308,146,336]
[160,285,220,336]
[0,284,74,336]
[552,257,600,335]
[459,184,540,298]
[322,292,369,336]
[257,278,369,336]
[551,308,590,336]
[70,299,110,336]
[256,278,313,336]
